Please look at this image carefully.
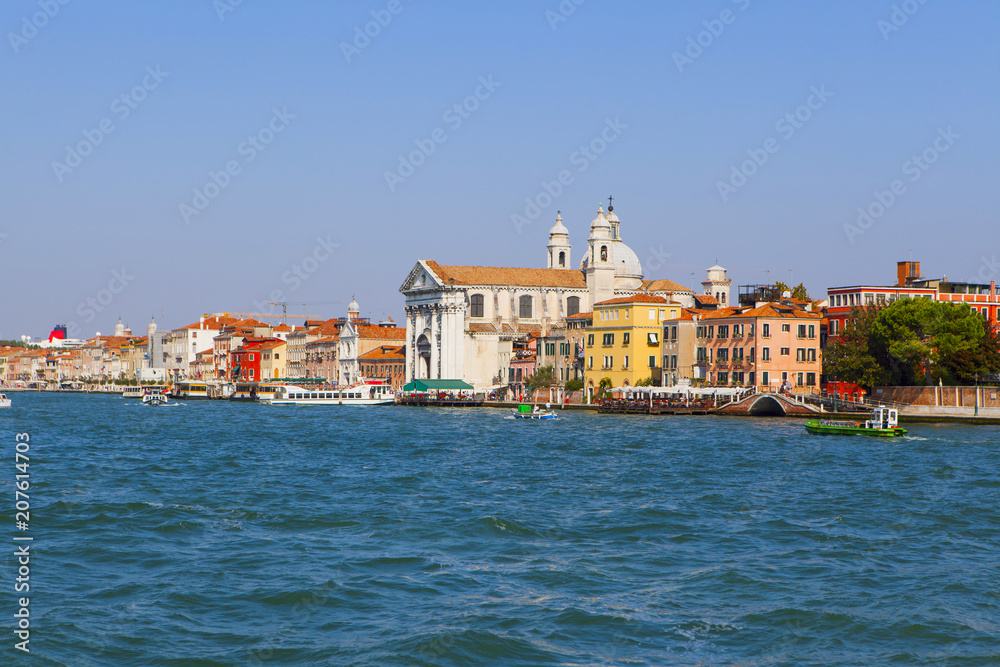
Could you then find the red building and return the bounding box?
[357,344,406,392]
[229,338,279,382]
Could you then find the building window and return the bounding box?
[567,296,580,317]
[587,334,594,347]
[781,324,791,333]
[798,324,806,338]
[807,348,816,362]
[558,251,566,267]
[671,326,677,341]
[602,333,615,346]
[762,371,769,385]
[649,355,656,369]
[588,356,593,369]
[623,333,630,346]
[718,371,729,384]
[707,325,714,338]
[808,325,815,338]
[623,355,629,369]
[519,295,533,318]
[717,348,729,362]
[762,323,770,338]
[806,372,816,386]
[470,294,485,318]
[797,372,804,386]
[780,347,790,356]
[600,245,608,261]
[648,332,659,345]
[671,355,677,369]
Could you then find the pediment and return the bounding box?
[399,261,445,294]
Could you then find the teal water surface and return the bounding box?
[2,393,999,665]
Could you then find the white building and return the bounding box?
[399,203,700,388]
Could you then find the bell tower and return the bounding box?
[546,212,572,269]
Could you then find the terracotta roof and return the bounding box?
[273,324,293,332]
[355,326,406,340]
[595,294,668,306]
[306,336,338,345]
[501,323,542,334]
[693,294,719,305]
[358,345,405,361]
[256,340,286,350]
[566,312,593,320]
[469,323,499,333]
[425,261,586,289]
[177,316,240,331]
[642,278,694,294]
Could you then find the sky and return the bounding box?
[1,0,998,340]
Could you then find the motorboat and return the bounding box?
[804,406,906,437]
[142,390,169,406]
[511,404,557,420]
[0,393,11,408]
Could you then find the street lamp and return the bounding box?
[975,372,979,417]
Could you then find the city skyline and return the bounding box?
[3,1,998,339]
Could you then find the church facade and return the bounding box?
[398,203,729,388]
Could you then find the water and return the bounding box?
[2,393,999,666]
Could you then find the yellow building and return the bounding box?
[584,295,680,401]
[258,340,287,380]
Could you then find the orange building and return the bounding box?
[358,345,406,392]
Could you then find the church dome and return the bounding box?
[348,296,360,315]
[579,240,643,279]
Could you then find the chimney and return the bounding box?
[896,260,920,287]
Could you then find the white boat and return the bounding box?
[142,390,169,406]
[263,378,395,406]
[511,404,557,420]
[0,394,11,408]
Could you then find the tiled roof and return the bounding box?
[693,294,719,305]
[358,345,405,361]
[306,336,338,345]
[595,294,668,306]
[177,316,240,331]
[256,340,286,350]
[566,312,593,320]
[469,323,499,333]
[642,278,694,293]
[356,326,406,341]
[425,261,587,289]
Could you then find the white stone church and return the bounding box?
[399,203,731,388]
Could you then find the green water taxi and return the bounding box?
[804,406,906,437]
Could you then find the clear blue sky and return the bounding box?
[2,0,998,339]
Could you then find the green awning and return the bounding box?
[402,379,475,392]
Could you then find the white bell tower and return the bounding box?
[546,212,572,269]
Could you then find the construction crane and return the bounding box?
[269,301,343,324]
[222,312,326,322]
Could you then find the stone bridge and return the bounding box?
[715,392,822,416]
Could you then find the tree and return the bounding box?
[527,365,556,390]
[597,377,613,399]
[564,377,584,401]
[824,299,1000,388]
[634,376,655,386]
[774,282,810,301]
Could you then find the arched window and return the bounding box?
[567,296,580,317]
[470,294,484,318]
[519,295,533,319]
[600,246,608,261]
[721,293,726,304]
[558,251,566,267]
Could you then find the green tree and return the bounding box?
[597,377,613,399]
[634,376,655,386]
[774,282,810,301]
[564,377,584,400]
[527,365,556,390]
[824,299,1000,388]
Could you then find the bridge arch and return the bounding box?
[748,395,787,416]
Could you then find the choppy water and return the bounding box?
[2,393,999,665]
